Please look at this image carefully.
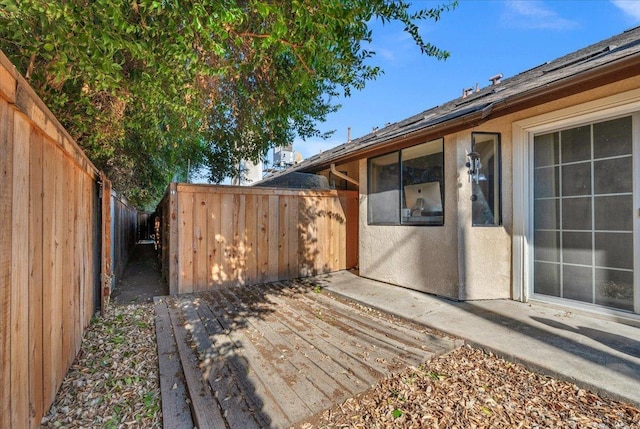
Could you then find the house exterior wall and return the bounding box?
[357,75,640,301]
[358,144,461,299]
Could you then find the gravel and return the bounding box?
[41,303,161,429]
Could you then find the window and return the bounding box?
[368,152,400,224]
[368,139,444,225]
[471,133,501,226]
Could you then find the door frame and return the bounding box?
[512,88,640,317]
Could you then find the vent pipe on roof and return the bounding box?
[462,87,474,98]
[489,73,503,85]
[347,127,351,143]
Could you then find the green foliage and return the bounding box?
[1,0,456,209]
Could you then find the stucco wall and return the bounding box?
[358,146,460,299]
[453,130,512,300]
[357,75,640,301]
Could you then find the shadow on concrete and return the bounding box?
[450,301,640,383]
[112,242,168,305]
[531,316,640,358]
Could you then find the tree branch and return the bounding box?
[25,52,36,80]
[234,31,314,75]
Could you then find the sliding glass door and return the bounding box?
[532,116,637,313]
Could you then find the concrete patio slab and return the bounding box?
[317,270,640,408]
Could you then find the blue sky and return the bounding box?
[289,0,640,161]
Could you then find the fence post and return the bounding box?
[169,183,179,294]
[101,173,112,315]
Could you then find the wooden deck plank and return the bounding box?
[153,297,195,429]
[166,299,226,429]
[258,284,415,374]
[291,297,427,368]
[206,288,312,424]
[238,284,371,395]
[280,283,445,359]
[309,290,455,355]
[217,287,347,413]
[243,284,383,385]
[158,279,459,429]
[225,285,364,397]
[178,297,262,429]
[194,295,290,429]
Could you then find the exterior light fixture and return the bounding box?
[466,150,481,184]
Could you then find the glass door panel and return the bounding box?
[532,116,635,312]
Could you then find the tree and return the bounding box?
[0,0,457,209]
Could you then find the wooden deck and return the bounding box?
[154,279,460,428]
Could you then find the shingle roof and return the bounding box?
[260,25,640,183]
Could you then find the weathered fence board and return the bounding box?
[28,127,44,428]
[157,184,358,295]
[0,93,13,429]
[11,110,31,429]
[0,50,136,429]
[101,174,113,311]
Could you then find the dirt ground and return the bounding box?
[111,242,168,305]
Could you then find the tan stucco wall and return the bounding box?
[452,128,512,300]
[358,147,460,299]
[357,75,640,300]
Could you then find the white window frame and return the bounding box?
[512,88,640,317]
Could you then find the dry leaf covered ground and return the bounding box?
[297,345,640,429]
[41,303,161,429]
[40,299,639,429]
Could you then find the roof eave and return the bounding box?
[488,51,640,118]
[298,51,640,172]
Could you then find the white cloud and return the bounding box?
[501,0,579,30]
[376,47,397,62]
[611,0,640,21]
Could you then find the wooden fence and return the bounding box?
[157,183,358,295]
[111,191,138,285]
[137,211,155,241]
[0,51,124,428]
